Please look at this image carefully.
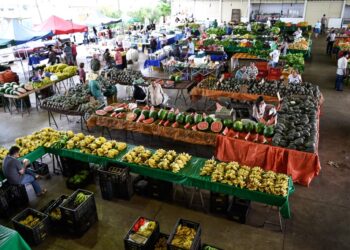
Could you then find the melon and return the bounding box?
[185,114,194,124]
[263,126,274,138]
[243,122,254,133]
[222,127,229,135]
[194,113,203,124]
[184,123,191,129]
[96,110,107,116]
[141,110,150,119]
[223,119,233,128]
[197,121,209,131]
[103,106,114,112]
[176,113,185,124]
[133,108,141,116]
[233,121,243,132]
[211,120,223,133]
[149,110,158,120]
[163,120,171,127]
[143,118,154,124]
[167,112,176,122]
[191,125,197,131]
[136,113,145,122]
[126,112,137,121]
[158,120,164,126]
[205,116,214,124]
[255,122,265,135]
[171,121,179,128]
[158,109,168,120]
[116,112,126,119]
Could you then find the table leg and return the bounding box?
[20,99,24,118]
[174,90,181,105]
[35,93,40,111]
[48,111,58,128]
[179,89,187,105]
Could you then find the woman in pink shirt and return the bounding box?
[71,42,77,65]
[115,50,123,69]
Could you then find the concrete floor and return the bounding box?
[1,36,350,250]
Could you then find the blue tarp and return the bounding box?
[0,19,53,46]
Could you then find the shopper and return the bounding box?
[314,21,321,38]
[288,69,302,84]
[48,46,57,65]
[335,52,349,91]
[103,49,114,68]
[115,50,123,69]
[187,37,195,56]
[235,66,249,80]
[107,27,112,39]
[79,62,86,84]
[212,19,218,28]
[2,146,46,197]
[321,14,327,34]
[247,62,259,80]
[88,71,104,104]
[150,36,157,53]
[148,80,167,107]
[63,42,74,65]
[269,47,280,68]
[71,42,77,65]
[326,30,336,55]
[90,54,101,72]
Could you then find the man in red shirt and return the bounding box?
[71,42,77,65]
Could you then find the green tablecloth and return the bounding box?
[40,146,294,218]
[0,226,31,250]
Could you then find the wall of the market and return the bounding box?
[171,0,346,25]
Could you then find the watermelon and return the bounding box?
[233,121,243,132]
[163,120,171,127]
[184,123,191,129]
[172,122,179,128]
[96,110,107,116]
[116,112,126,119]
[133,108,141,116]
[205,116,214,124]
[136,113,145,122]
[255,122,265,135]
[126,112,137,121]
[192,125,197,131]
[170,75,176,81]
[223,119,233,128]
[103,106,114,112]
[149,110,158,120]
[197,121,209,131]
[167,112,176,122]
[222,127,229,135]
[143,118,154,124]
[0,87,5,93]
[263,126,274,138]
[211,120,223,133]
[185,114,194,124]
[158,120,164,125]
[141,110,150,119]
[175,75,181,82]
[176,113,185,124]
[158,109,168,120]
[194,113,203,124]
[243,122,254,133]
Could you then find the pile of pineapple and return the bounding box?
[65,131,127,159]
[200,159,289,196]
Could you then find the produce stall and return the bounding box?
[0,225,31,250]
[6,128,294,219]
[287,38,312,58]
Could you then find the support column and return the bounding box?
[220,0,223,22]
[303,0,307,21]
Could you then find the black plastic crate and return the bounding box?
[99,175,114,200]
[201,244,224,250]
[30,161,50,178]
[65,208,98,237]
[0,183,10,218]
[147,178,173,201]
[66,170,93,190]
[210,192,229,214]
[226,197,251,224]
[12,208,49,245]
[116,177,134,200]
[124,217,160,250]
[40,195,68,231]
[153,233,169,250]
[59,157,90,177]
[167,218,202,250]
[8,184,29,208]
[98,164,130,184]
[59,189,97,224]
[134,179,148,196]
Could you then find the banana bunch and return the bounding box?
[211,162,226,182]
[170,153,191,173]
[171,225,197,250]
[0,147,9,169]
[157,150,177,171]
[246,166,263,191]
[222,161,240,185]
[74,192,88,206]
[15,128,63,156]
[273,174,289,196]
[137,221,157,237]
[259,171,276,194]
[122,146,152,164]
[49,208,62,221]
[145,149,166,168]
[200,159,217,176]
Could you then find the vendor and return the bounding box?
[148,80,167,107]
[268,47,280,68]
[115,50,123,69]
[247,62,258,80]
[288,69,302,84]
[252,96,277,125]
[235,66,248,80]
[48,46,57,65]
[294,27,303,39]
[187,37,195,56]
[87,67,104,104]
[103,49,114,68]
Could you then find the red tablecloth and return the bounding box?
[215,134,321,186]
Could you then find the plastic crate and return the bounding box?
[210,192,229,214]
[65,208,98,237]
[167,218,202,250]
[0,182,10,218]
[98,164,130,184]
[12,208,49,245]
[134,179,148,196]
[59,189,97,224]
[99,175,114,200]
[40,195,68,232]
[124,217,160,250]
[8,184,29,207]
[201,244,224,250]
[147,178,173,201]
[66,170,93,190]
[153,233,169,250]
[59,157,90,177]
[227,197,251,224]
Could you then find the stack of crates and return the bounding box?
[147,178,173,201]
[59,189,98,236]
[227,197,251,224]
[210,192,229,214]
[167,218,202,250]
[0,182,28,218]
[12,208,49,245]
[98,164,133,201]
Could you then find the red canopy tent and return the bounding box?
[35,15,88,35]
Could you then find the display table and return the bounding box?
[25,146,293,219]
[215,134,320,186]
[0,225,31,250]
[87,115,217,146]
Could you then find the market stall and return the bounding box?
[0,225,31,250]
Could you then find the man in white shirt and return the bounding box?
[335,52,349,91]
[326,30,336,55]
[268,48,280,68]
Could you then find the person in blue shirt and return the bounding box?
[187,37,195,56]
[235,66,248,80]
